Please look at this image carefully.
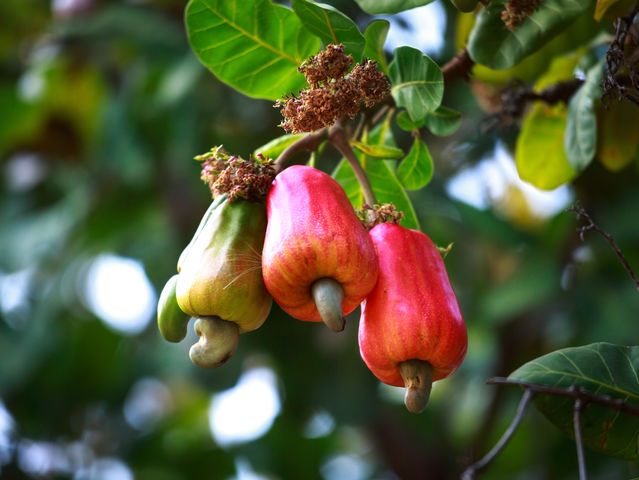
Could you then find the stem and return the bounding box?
[574,398,588,480]
[329,122,377,206]
[568,202,639,292]
[311,278,345,332]
[461,389,534,480]
[487,377,639,416]
[274,128,328,173]
[399,360,433,413]
[441,48,475,83]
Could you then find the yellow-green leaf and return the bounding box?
[597,100,639,171]
[350,140,404,159]
[516,103,576,190]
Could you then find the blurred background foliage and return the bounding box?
[1,0,638,479]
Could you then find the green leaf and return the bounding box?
[291,0,365,61]
[510,343,639,460]
[350,140,404,159]
[597,99,639,172]
[333,118,420,229]
[363,20,390,73]
[185,0,320,100]
[395,110,423,132]
[565,61,603,171]
[389,46,443,122]
[423,106,462,137]
[515,103,576,190]
[254,133,306,159]
[354,0,434,14]
[397,137,434,190]
[468,0,596,70]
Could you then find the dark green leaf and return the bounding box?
[291,0,365,60]
[333,118,420,229]
[395,110,424,131]
[397,137,434,190]
[565,61,603,171]
[254,133,306,159]
[350,140,404,159]
[185,0,320,100]
[389,46,443,122]
[423,106,462,137]
[468,0,596,69]
[363,20,390,73]
[510,343,639,460]
[354,0,434,14]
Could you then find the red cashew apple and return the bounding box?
[262,165,378,331]
[358,223,467,413]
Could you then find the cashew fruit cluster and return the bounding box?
[358,223,468,413]
[157,156,467,413]
[262,165,378,331]
[157,194,272,368]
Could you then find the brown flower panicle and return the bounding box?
[299,43,353,87]
[196,147,275,202]
[277,44,391,133]
[501,0,542,31]
[358,203,404,230]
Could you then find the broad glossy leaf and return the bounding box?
[354,0,434,14]
[565,61,603,172]
[468,0,596,69]
[350,140,404,159]
[254,133,306,159]
[389,46,443,122]
[291,0,365,60]
[423,106,462,137]
[510,343,639,460]
[397,137,434,190]
[515,103,576,190]
[363,20,390,73]
[395,110,423,131]
[597,100,639,171]
[333,119,420,229]
[185,0,320,100]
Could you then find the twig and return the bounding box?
[328,121,377,206]
[461,389,534,480]
[274,128,328,172]
[574,398,588,480]
[442,48,475,84]
[603,6,639,106]
[568,202,639,292]
[487,377,639,416]
[484,79,584,130]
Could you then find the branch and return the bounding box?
[487,377,639,416]
[329,121,377,206]
[568,202,639,292]
[461,389,534,480]
[603,6,639,106]
[274,128,328,173]
[442,48,475,84]
[574,398,588,480]
[484,79,584,129]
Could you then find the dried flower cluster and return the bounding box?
[196,146,275,202]
[358,203,404,230]
[501,0,542,31]
[277,44,390,133]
